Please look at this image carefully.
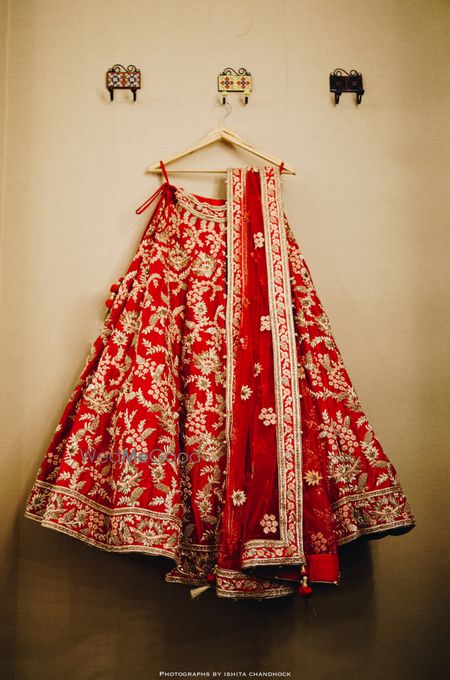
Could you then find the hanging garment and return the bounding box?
[25,165,416,599]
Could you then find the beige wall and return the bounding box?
[1,1,449,678]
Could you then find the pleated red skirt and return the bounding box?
[25,166,415,599]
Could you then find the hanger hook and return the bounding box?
[217,99,232,128]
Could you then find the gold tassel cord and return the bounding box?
[190,584,211,599]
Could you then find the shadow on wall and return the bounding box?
[14,514,375,677]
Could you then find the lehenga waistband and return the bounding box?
[174,186,227,222]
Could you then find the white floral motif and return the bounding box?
[232,490,247,506]
[253,232,264,248]
[254,362,263,376]
[260,513,278,534]
[134,355,152,379]
[260,315,271,331]
[112,330,128,346]
[196,375,211,391]
[259,407,276,426]
[120,311,140,335]
[87,509,105,532]
[194,348,221,375]
[240,385,252,400]
[193,301,208,320]
[195,489,213,520]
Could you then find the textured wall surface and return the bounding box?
[1,1,449,678]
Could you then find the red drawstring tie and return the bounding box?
[135,160,176,214]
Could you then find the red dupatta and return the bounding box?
[215,167,308,597]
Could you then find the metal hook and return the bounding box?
[222,99,232,122]
[330,68,364,105]
[216,99,232,128]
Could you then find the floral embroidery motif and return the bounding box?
[240,385,252,400]
[46,452,60,466]
[310,532,328,553]
[194,348,222,375]
[253,231,264,248]
[258,407,277,426]
[196,375,211,391]
[260,514,278,534]
[254,362,263,376]
[334,503,359,534]
[304,470,323,486]
[259,315,271,331]
[232,490,247,507]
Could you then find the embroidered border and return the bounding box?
[26,480,182,557]
[332,485,416,545]
[164,541,218,582]
[224,168,245,485]
[215,568,295,599]
[164,573,207,586]
[174,187,227,222]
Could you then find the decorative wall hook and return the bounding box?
[218,68,252,105]
[329,69,364,104]
[106,64,141,102]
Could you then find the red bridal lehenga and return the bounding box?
[25,164,416,599]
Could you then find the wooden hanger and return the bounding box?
[146,126,296,175]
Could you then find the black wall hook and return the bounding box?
[330,69,364,104]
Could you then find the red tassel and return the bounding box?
[298,579,313,597]
[298,565,313,597]
[206,572,216,585]
[105,298,114,309]
[110,283,119,294]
